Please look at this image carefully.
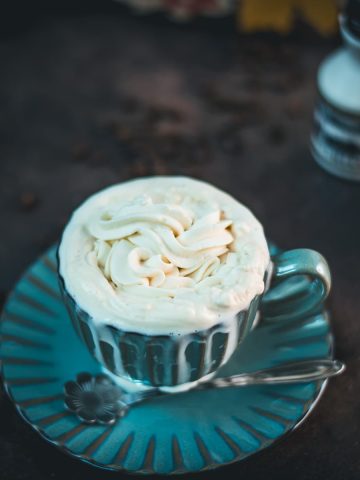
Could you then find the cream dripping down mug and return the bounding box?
[58,177,331,391]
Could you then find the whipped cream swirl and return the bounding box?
[89,195,233,292]
[59,177,270,334]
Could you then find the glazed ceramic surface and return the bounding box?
[312,17,360,181]
[0,245,333,474]
[311,95,360,181]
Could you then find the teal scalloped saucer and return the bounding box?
[0,245,332,474]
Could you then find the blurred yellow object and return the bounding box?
[239,0,338,35]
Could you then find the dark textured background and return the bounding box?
[0,4,359,479]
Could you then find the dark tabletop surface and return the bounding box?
[0,4,359,480]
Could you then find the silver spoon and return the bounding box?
[65,359,344,424]
[118,359,344,413]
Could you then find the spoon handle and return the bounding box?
[121,360,344,408]
[203,359,345,388]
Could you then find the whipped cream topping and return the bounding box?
[59,177,270,334]
[89,196,233,290]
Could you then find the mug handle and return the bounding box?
[261,249,331,320]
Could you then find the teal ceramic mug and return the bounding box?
[58,247,331,390]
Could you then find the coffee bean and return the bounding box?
[18,192,39,212]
